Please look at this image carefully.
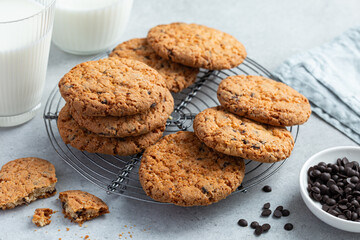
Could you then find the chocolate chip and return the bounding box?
[255,225,263,236]
[275,206,283,211]
[242,139,249,144]
[261,209,272,217]
[201,187,208,194]
[262,185,272,192]
[273,209,282,218]
[262,224,271,232]
[282,209,290,217]
[263,202,270,209]
[284,223,293,231]
[250,221,259,229]
[237,219,248,227]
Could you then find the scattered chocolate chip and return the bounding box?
[282,209,290,217]
[237,219,248,227]
[275,206,283,211]
[261,209,272,217]
[273,209,282,218]
[284,223,293,231]
[255,225,263,236]
[262,185,272,192]
[201,187,208,194]
[263,202,270,209]
[262,224,271,232]
[250,221,259,229]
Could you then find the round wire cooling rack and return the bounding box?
[44,57,300,204]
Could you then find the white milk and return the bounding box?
[0,0,54,126]
[53,0,133,55]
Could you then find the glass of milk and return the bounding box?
[0,0,56,127]
[53,0,133,55]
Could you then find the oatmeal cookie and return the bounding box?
[147,22,247,70]
[217,75,311,126]
[139,131,245,206]
[193,107,294,163]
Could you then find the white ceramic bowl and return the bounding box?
[299,146,360,232]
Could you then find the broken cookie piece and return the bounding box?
[32,208,54,227]
[0,157,57,210]
[59,190,109,225]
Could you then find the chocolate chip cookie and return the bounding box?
[59,57,168,117]
[109,38,199,93]
[217,75,311,126]
[57,104,165,156]
[0,157,57,210]
[139,131,245,206]
[193,107,294,163]
[70,90,174,137]
[147,22,247,70]
[59,190,109,225]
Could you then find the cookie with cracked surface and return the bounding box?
[193,107,294,163]
[139,131,245,206]
[59,190,109,225]
[147,22,247,70]
[59,57,167,117]
[32,208,54,227]
[70,89,174,137]
[109,38,199,93]
[217,75,311,126]
[57,104,165,156]
[0,157,57,210]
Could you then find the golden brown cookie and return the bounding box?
[57,104,165,156]
[110,38,199,93]
[70,89,174,137]
[147,22,247,70]
[0,157,57,210]
[32,208,54,227]
[193,107,294,163]
[59,190,109,225]
[217,75,311,126]
[139,131,245,206]
[59,57,167,117]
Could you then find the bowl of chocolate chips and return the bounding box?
[300,146,360,232]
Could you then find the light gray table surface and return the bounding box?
[1,0,360,239]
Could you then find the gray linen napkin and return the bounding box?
[273,27,360,144]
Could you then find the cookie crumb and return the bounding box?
[66,227,70,231]
[32,208,54,227]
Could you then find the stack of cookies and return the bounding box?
[193,75,312,163]
[57,57,174,156]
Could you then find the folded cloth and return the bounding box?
[273,27,360,144]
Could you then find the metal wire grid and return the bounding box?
[44,57,299,204]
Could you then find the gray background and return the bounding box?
[1,0,360,239]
